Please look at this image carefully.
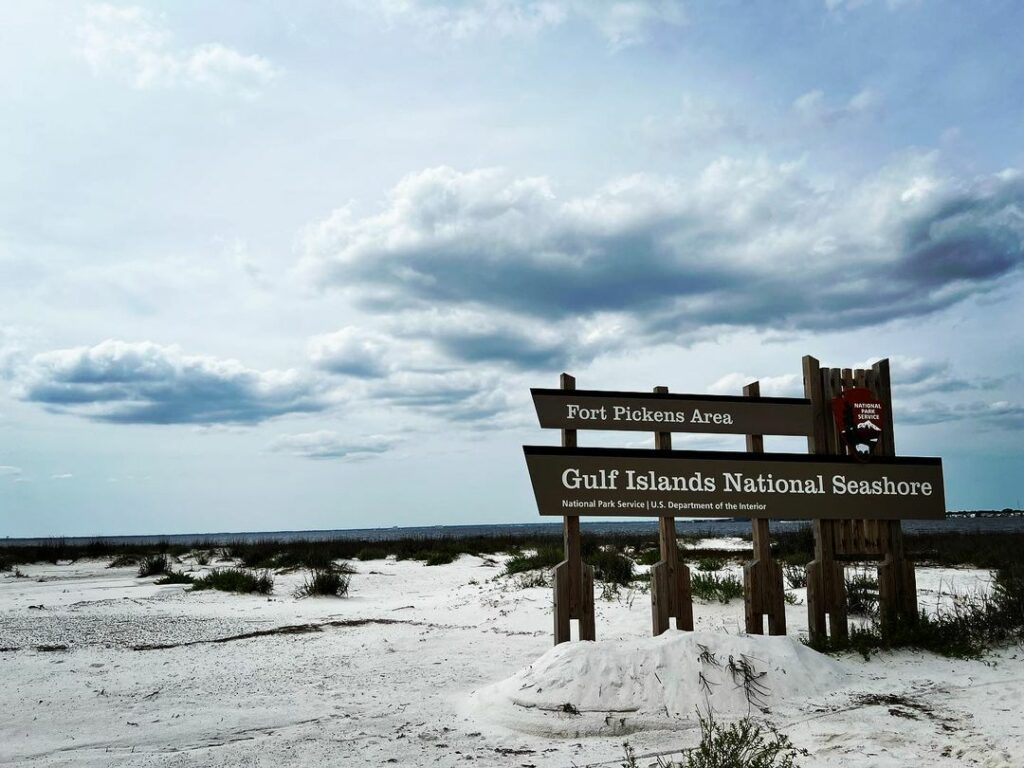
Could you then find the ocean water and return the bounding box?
[2,513,1022,547]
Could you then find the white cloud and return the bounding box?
[51,473,74,480]
[638,94,749,149]
[308,327,397,379]
[351,0,685,48]
[269,431,399,461]
[707,373,803,398]
[78,4,279,96]
[0,326,30,378]
[0,465,23,480]
[793,87,881,125]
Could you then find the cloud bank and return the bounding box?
[302,161,1024,370]
[16,340,327,425]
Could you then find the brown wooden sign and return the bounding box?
[531,388,813,436]
[524,446,945,521]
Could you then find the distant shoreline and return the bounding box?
[2,510,1022,547]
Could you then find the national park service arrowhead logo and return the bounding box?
[831,387,884,459]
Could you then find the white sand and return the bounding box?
[1,554,1022,767]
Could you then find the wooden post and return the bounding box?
[871,359,918,633]
[742,381,787,636]
[651,386,693,635]
[803,356,848,645]
[552,373,595,645]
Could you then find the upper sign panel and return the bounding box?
[531,389,814,436]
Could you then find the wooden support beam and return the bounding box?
[552,373,595,643]
[803,356,847,645]
[651,385,692,635]
[742,381,786,636]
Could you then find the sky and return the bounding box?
[1,0,1022,537]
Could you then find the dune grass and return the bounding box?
[294,568,351,597]
[155,569,195,585]
[691,572,744,603]
[191,568,274,595]
[819,562,1024,659]
[138,554,169,578]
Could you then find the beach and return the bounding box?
[2,544,1022,767]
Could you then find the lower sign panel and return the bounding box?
[524,446,945,520]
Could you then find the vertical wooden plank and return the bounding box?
[554,372,584,644]
[872,358,917,629]
[580,564,596,640]
[553,561,570,644]
[808,363,847,644]
[654,385,677,622]
[744,380,766,635]
[802,356,827,455]
[650,385,692,633]
[802,357,828,645]
[873,359,896,456]
[651,562,670,636]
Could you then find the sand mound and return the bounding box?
[468,630,851,737]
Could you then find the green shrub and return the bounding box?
[356,547,387,561]
[819,563,1024,659]
[685,712,803,768]
[845,570,878,617]
[423,551,457,566]
[622,712,804,768]
[503,545,564,576]
[155,570,195,585]
[138,555,168,578]
[191,568,273,595]
[691,572,744,603]
[635,548,661,566]
[295,568,350,597]
[194,551,211,566]
[783,564,807,589]
[0,557,11,572]
[515,572,549,589]
[591,549,635,586]
[108,554,140,569]
[771,527,815,563]
[697,557,725,572]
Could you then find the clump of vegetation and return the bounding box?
[590,548,635,586]
[770,527,815,564]
[635,547,662,566]
[844,569,879,617]
[294,568,350,597]
[155,570,195,585]
[355,547,387,561]
[194,551,211,566]
[783,564,807,590]
[138,555,169,577]
[819,563,1024,659]
[515,572,549,589]
[691,572,744,603]
[622,712,804,767]
[0,557,11,572]
[423,551,457,566]
[191,568,274,595]
[502,544,564,576]
[108,554,140,568]
[697,557,725,572]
